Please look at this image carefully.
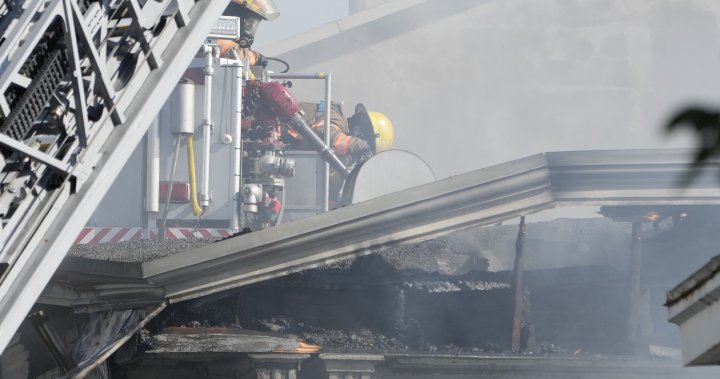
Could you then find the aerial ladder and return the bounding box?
[0,0,233,354]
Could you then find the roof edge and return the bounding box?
[666,255,720,307]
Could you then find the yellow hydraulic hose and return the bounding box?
[186,135,203,216]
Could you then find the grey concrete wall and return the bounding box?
[349,0,393,14]
[268,0,720,178]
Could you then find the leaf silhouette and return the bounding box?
[667,107,720,185]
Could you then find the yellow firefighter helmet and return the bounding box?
[368,111,394,153]
[228,0,280,21]
[350,104,394,153]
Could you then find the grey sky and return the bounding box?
[254,0,348,48]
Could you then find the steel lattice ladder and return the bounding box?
[0,0,231,354]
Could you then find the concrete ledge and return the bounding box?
[667,256,720,365]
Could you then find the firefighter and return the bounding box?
[181,0,278,83]
[218,0,280,65]
[292,102,394,160]
[287,102,394,200]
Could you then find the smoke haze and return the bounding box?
[264,0,720,178]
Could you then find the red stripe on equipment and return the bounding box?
[88,228,112,244]
[110,227,131,242]
[74,228,93,244]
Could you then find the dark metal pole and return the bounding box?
[323,74,332,212]
[511,216,527,352]
[159,135,182,239]
[29,310,76,373]
[627,221,642,350]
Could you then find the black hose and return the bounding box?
[266,56,290,73]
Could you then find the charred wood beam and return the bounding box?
[150,328,314,354]
[627,222,642,351]
[511,216,527,352]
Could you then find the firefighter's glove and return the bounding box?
[358,148,374,164]
[256,53,269,68]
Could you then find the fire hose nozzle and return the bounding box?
[287,113,352,178]
[250,80,352,178]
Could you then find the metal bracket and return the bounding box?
[174,0,192,27]
[0,0,63,117]
[0,134,72,174]
[127,0,162,70]
[66,0,124,126]
[0,0,46,69]
[63,0,90,148]
[11,74,32,89]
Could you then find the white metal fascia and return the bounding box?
[667,272,720,365]
[547,149,720,205]
[668,274,720,325]
[667,254,720,366]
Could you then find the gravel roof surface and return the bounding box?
[67,218,622,269]
[68,237,221,263]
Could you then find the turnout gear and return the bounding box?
[295,102,372,158]
[288,102,394,203]
[218,0,278,66]
[217,40,268,67]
